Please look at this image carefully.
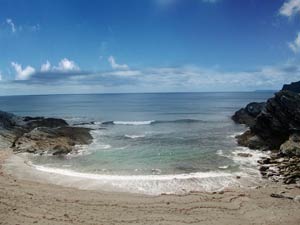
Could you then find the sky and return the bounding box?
[0,0,300,95]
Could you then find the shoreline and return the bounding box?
[4,146,268,196]
[1,149,300,225]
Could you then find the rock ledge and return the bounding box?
[0,111,92,155]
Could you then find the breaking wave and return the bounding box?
[101,119,205,126]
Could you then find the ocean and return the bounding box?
[1,92,274,195]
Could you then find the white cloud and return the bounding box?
[134,63,300,91]
[0,71,2,81]
[41,60,51,72]
[10,58,80,80]
[279,0,300,17]
[108,70,142,77]
[288,32,300,53]
[2,60,300,94]
[6,18,16,33]
[54,58,80,72]
[108,56,129,70]
[11,62,36,80]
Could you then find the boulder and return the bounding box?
[280,134,300,157]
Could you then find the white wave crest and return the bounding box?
[113,120,155,125]
[124,134,145,139]
[5,155,263,196]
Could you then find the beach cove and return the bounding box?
[1,149,300,225]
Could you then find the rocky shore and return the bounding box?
[232,81,300,185]
[0,111,92,155]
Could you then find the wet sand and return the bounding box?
[0,149,300,225]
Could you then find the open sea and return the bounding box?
[1,92,274,195]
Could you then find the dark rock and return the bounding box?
[73,121,95,126]
[232,102,266,126]
[24,118,68,130]
[250,91,300,149]
[259,166,269,172]
[237,153,252,157]
[14,127,92,155]
[236,130,268,150]
[233,90,300,151]
[0,111,23,129]
[282,81,300,93]
[270,193,293,200]
[23,116,44,122]
[258,158,271,164]
[0,110,92,155]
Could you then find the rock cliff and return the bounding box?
[232,82,300,184]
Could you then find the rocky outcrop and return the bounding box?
[232,81,300,184]
[235,90,300,150]
[282,81,300,93]
[0,111,92,155]
[231,102,266,127]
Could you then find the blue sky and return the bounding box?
[1,0,300,95]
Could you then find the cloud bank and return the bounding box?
[2,58,300,95]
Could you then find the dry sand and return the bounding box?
[0,149,300,225]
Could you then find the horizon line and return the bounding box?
[0,90,278,97]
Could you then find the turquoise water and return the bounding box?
[1,92,273,194]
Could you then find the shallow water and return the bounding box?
[0,92,273,194]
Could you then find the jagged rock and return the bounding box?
[282,81,300,93]
[0,111,23,129]
[236,130,268,150]
[24,118,68,130]
[14,127,92,155]
[0,110,93,155]
[232,81,300,184]
[259,166,269,172]
[234,90,300,150]
[250,91,300,149]
[258,158,271,164]
[232,102,266,126]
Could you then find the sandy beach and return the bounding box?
[0,149,299,225]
